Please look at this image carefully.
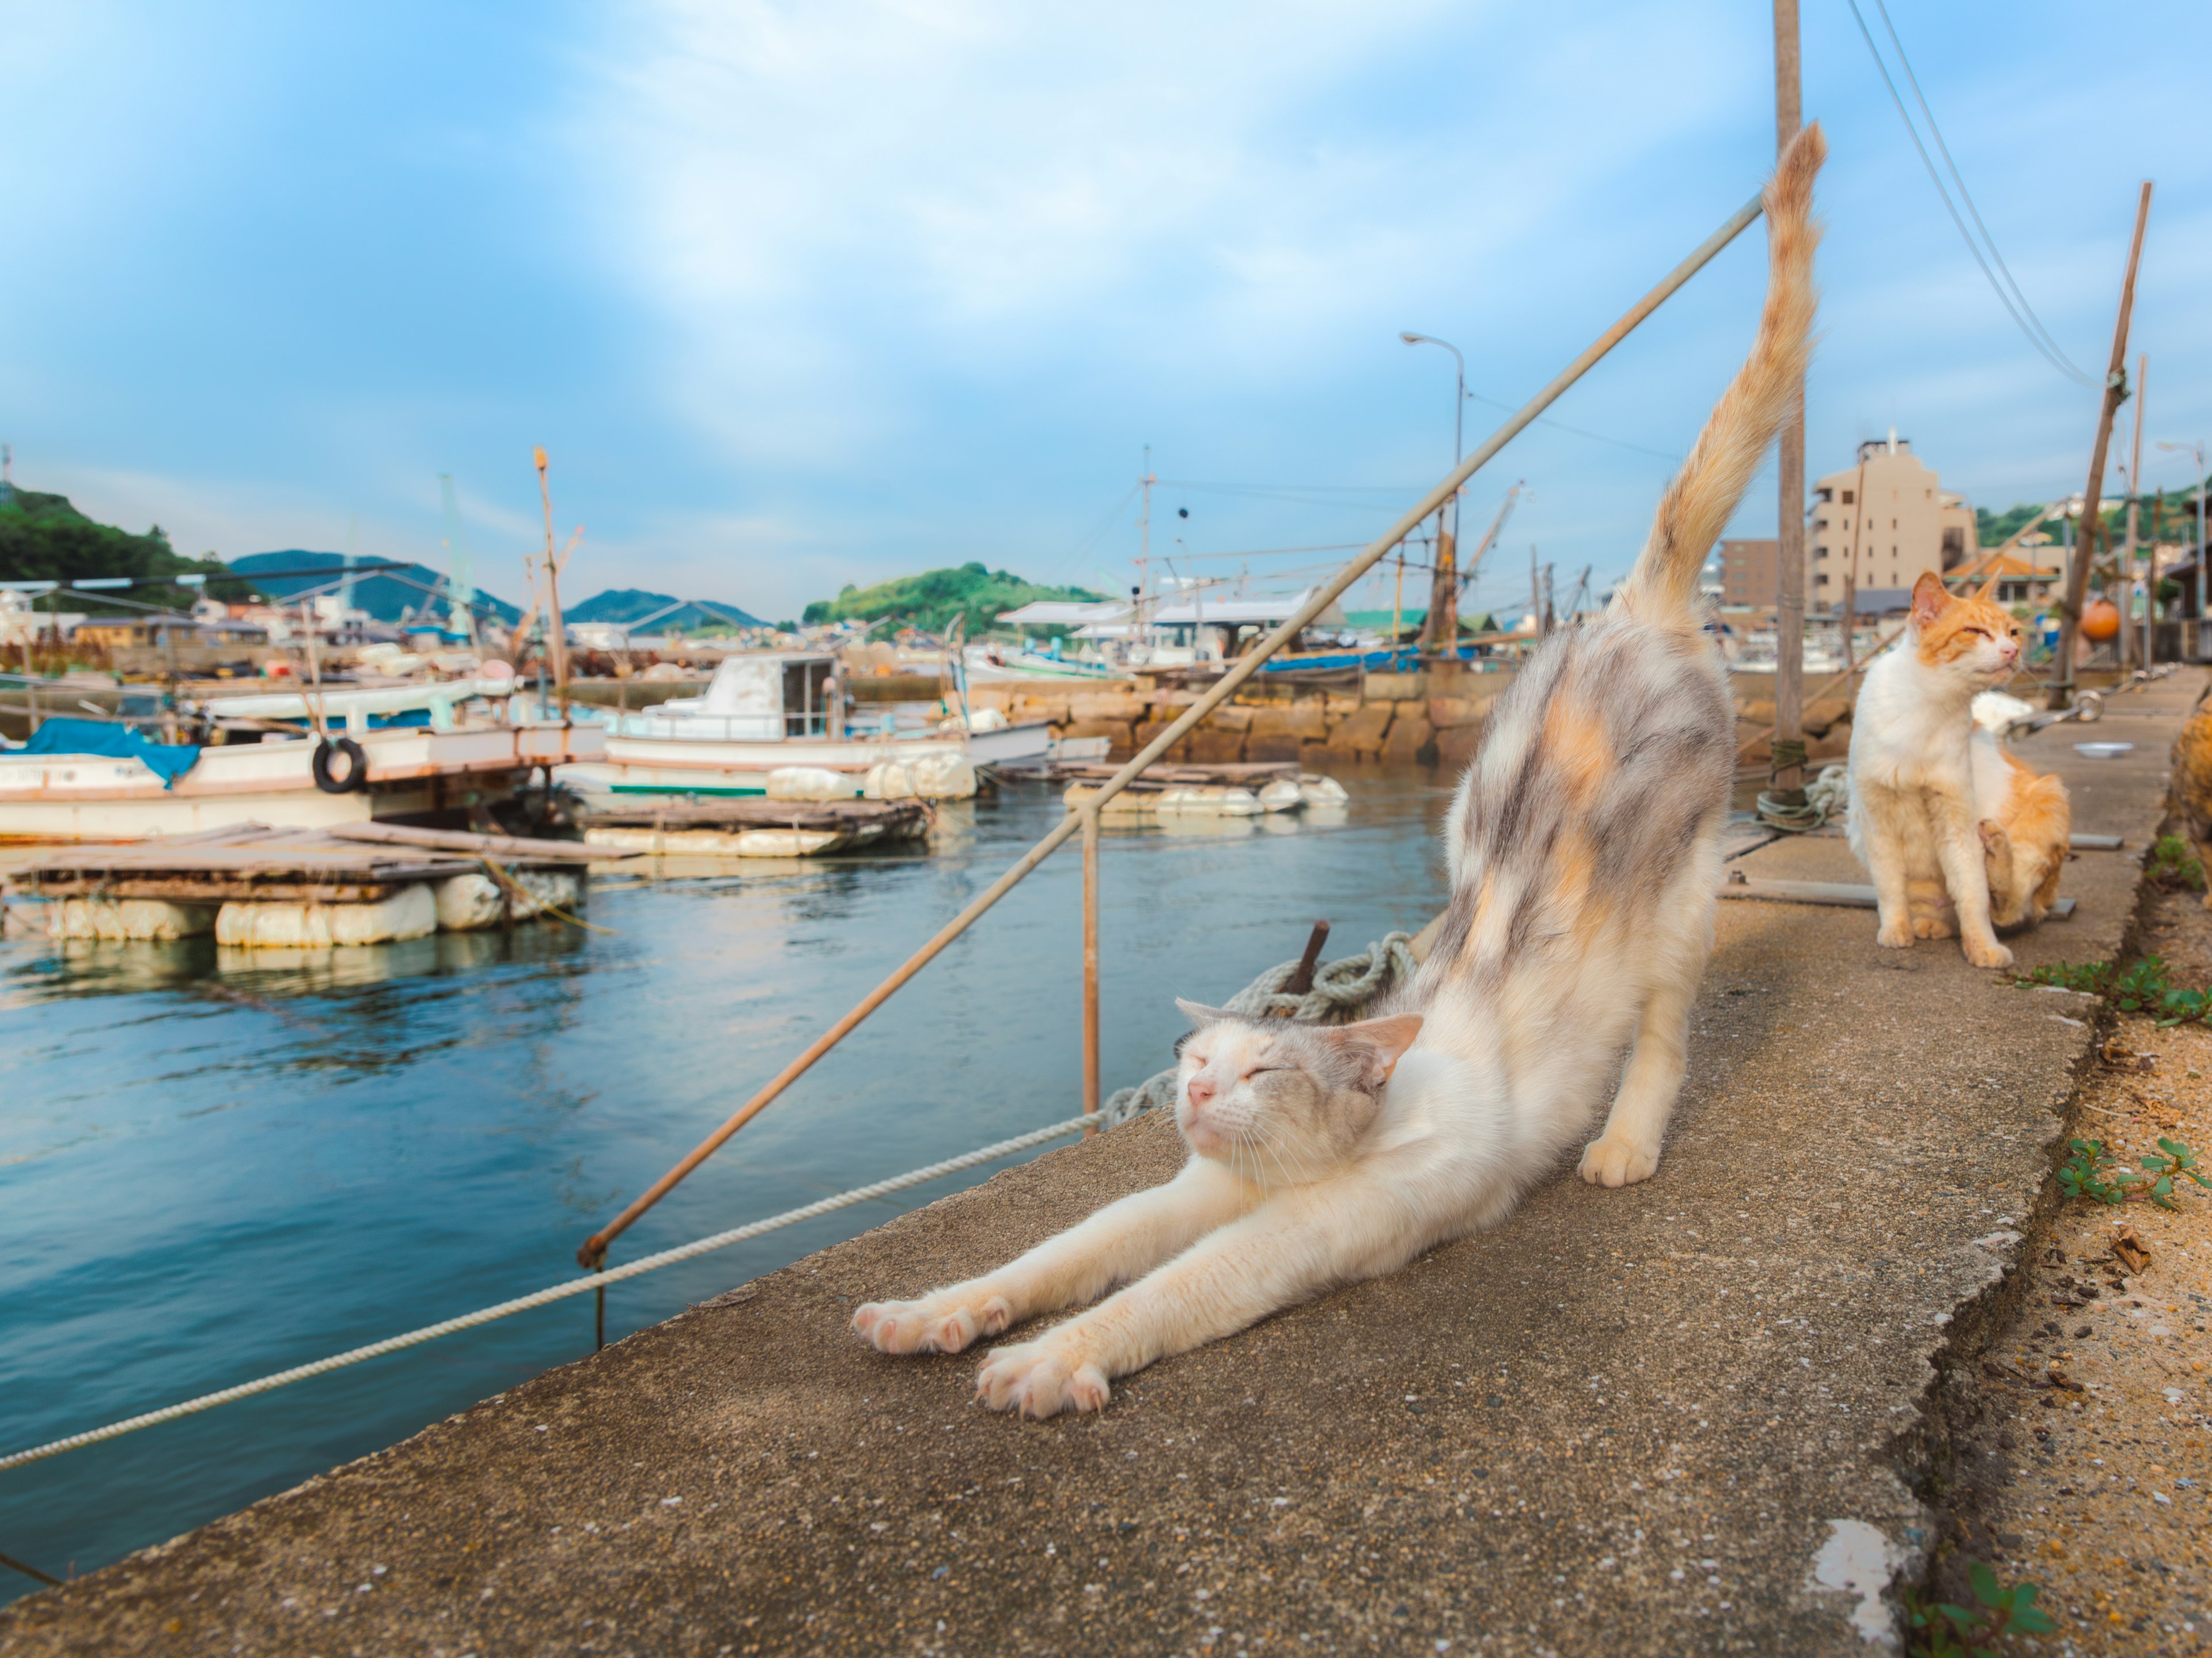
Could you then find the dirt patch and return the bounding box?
[1940,881,2212,1655]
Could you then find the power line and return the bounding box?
[1846,0,2096,389]
[1871,0,2089,382]
[1463,390,1681,463]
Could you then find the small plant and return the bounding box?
[2112,957,2171,1013]
[2016,960,2113,995]
[2059,1136,2211,1211]
[2147,834,2207,893]
[1904,1562,2056,1656]
[2156,985,2212,1027]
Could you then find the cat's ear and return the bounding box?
[1175,997,1237,1027]
[1910,570,1952,631]
[1976,564,2005,601]
[1323,1012,1425,1088]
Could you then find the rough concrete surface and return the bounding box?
[1941,872,2212,1655]
[2,676,2198,1658]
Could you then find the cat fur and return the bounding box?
[1844,571,2028,966]
[853,124,1827,1418]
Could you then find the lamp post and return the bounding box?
[1402,332,1465,654]
[2158,438,2207,661]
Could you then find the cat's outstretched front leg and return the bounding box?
[975,1168,1426,1417]
[853,1156,1249,1355]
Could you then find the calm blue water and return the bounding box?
[0,774,1449,1596]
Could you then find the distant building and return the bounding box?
[1809,434,1975,605]
[1711,538,1781,609]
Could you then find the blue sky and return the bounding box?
[6,1,2210,625]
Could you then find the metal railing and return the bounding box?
[573,182,1772,1274]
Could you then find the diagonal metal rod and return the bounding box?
[577,185,1768,1269]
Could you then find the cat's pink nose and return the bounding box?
[1185,1075,1215,1109]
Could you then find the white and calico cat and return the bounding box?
[1844,572,2031,968]
[853,126,1827,1417]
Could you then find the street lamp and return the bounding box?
[1402,332,1467,655]
[2158,438,2207,660]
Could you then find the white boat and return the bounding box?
[551,654,1063,798]
[0,718,601,842]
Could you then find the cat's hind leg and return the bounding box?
[854,1155,1248,1355]
[1907,874,1958,939]
[1578,962,1699,1189]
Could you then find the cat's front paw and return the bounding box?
[853,1289,1013,1355]
[1961,935,2014,970]
[1578,1133,1659,1188]
[1875,919,1915,948]
[975,1340,1111,1418]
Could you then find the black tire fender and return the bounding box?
[312,736,370,794]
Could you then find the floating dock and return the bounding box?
[3,822,632,946]
[1059,761,1349,818]
[577,797,934,858]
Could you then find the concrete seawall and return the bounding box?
[2,676,2195,1656]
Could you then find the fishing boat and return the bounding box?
[0,681,603,842]
[550,652,1068,800]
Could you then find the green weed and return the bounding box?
[2016,960,2114,995]
[1903,1562,2056,1657]
[2059,1136,2212,1212]
[2147,834,2207,893]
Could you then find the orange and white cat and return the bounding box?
[1974,735,2070,928]
[1845,572,2029,966]
[853,126,1827,1417]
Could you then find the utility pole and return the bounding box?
[1423,512,1459,654]
[534,446,571,716]
[1138,446,1154,653]
[1543,563,1556,634]
[1530,547,1543,640]
[1771,0,1808,799]
[2055,183,2153,708]
[2127,355,2147,667]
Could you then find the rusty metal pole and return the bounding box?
[2054,182,2153,709]
[1081,806,1100,1136]
[573,185,1773,1270]
[1771,0,1808,799]
[534,447,571,717]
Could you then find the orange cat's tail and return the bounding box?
[1615,123,1825,624]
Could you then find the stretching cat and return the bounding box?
[854,124,1826,1417]
[1845,572,2029,966]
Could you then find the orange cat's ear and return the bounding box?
[1977,563,2005,601]
[1910,570,1952,631]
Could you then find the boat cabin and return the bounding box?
[652,653,844,741]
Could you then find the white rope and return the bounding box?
[0,1113,1099,1474]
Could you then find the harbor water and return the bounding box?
[0,773,1450,1597]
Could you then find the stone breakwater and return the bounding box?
[963,669,1859,768]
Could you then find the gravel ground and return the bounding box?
[1955,877,2212,1656]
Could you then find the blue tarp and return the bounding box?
[18,717,202,789]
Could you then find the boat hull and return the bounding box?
[0,723,604,842]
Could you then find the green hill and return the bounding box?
[0,488,248,610]
[802,561,1104,637]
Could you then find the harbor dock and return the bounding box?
[3,677,2195,1654]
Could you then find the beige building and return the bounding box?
[1809,435,1975,604]
[1711,538,1781,608]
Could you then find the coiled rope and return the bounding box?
[0,1113,1097,1474]
[1756,762,1850,834]
[1101,930,1420,1126]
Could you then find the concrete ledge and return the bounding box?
[1,679,2194,1656]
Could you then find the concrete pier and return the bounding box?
[1,677,2196,1656]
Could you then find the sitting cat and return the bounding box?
[853,124,1827,1416]
[1974,733,2070,928]
[1844,572,2027,967]
[2169,682,2212,910]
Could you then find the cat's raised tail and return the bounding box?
[1613,123,1825,624]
